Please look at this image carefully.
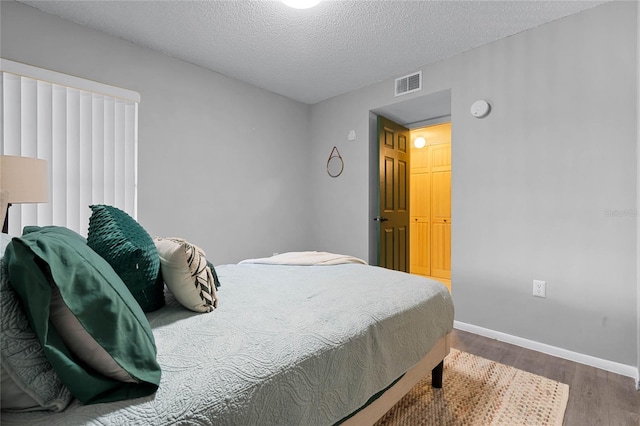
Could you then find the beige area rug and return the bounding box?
[376,349,570,426]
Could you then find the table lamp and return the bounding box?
[0,155,48,234]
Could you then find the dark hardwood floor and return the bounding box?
[449,329,640,426]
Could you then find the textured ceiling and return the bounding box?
[18,0,608,104]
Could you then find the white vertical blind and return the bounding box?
[0,59,140,237]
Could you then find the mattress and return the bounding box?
[2,263,454,425]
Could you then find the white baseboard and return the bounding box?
[454,321,639,387]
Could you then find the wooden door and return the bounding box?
[409,123,451,281]
[377,116,410,272]
[410,147,430,275]
[430,142,451,278]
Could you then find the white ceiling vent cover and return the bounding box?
[395,71,422,97]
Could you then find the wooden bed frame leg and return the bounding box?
[431,360,444,388]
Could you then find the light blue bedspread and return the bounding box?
[2,264,454,425]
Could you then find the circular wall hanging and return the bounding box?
[326,146,344,178]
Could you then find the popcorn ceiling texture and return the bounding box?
[18,0,606,104]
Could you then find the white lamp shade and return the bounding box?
[0,156,48,204]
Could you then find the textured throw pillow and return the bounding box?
[207,259,222,290]
[5,226,161,405]
[0,233,73,412]
[155,237,219,313]
[87,204,164,312]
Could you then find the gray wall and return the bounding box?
[1,0,312,264]
[310,1,638,367]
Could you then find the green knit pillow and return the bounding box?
[87,205,164,312]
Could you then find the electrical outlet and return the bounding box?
[533,280,546,298]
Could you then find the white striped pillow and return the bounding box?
[154,237,219,313]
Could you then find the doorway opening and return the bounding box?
[369,89,452,290]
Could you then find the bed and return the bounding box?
[0,216,454,425]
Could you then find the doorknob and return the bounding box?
[373,216,389,222]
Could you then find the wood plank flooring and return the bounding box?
[449,329,640,426]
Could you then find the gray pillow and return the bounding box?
[0,233,73,412]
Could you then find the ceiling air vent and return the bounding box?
[394,71,422,97]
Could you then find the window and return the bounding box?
[1,59,140,236]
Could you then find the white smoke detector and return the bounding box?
[470,100,491,118]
